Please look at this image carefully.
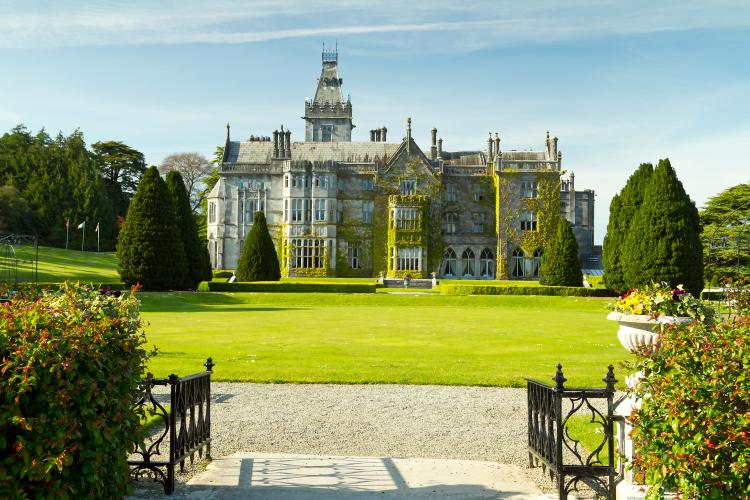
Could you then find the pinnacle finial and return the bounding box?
[226,123,230,141]
[553,363,567,390]
[603,365,617,392]
[407,117,412,130]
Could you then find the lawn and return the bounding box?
[11,245,120,283]
[140,292,631,388]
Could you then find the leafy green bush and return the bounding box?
[631,318,750,498]
[198,281,377,294]
[212,270,234,279]
[0,283,149,498]
[438,283,616,297]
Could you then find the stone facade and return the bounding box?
[207,50,597,279]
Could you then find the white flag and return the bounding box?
[77,221,85,230]
[95,223,100,233]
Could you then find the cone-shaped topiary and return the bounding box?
[165,170,212,289]
[622,158,703,295]
[540,217,583,287]
[236,211,280,281]
[603,163,653,293]
[117,166,187,290]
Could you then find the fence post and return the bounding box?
[167,373,179,494]
[603,365,617,500]
[204,358,214,460]
[553,364,567,499]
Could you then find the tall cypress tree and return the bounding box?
[540,217,583,287]
[603,163,653,292]
[165,170,211,289]
[622,159,703,295]
[117,167,187,290]
[236,211,280,281]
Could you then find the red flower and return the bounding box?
[705,438,716,449]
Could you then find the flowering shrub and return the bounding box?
[609,281,715,323]
[630,318,750,498]
[0,283,149,498]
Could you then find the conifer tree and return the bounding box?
[622,159,703,295]
[540,217,583,287]
[236,211,280,281]
[117,167,187,290]
[602,163,653,292]
[165,170,212,289]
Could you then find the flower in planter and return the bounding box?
[609,281,715,323]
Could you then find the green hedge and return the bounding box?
[438,283,617,297]
[0,283,149,497]
[212,270,234,279]
[198,281,377,294]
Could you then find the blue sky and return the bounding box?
[1,1,749,243]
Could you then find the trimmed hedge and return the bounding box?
[438,283,617,297]
[198,281,377,294]
[212,270,234,279]
[0,283,148,498]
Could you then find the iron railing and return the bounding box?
[129,358,214,494]
[527,364,621,499]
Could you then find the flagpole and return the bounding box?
[65,218,69,249]
[81,223,85,252]
[96,223,100,253]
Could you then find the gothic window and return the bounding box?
[347,242,361,269]
[472,212,486,233]
[246,198,264,221]
[511,248,525,278]
[284,199,288,222]
[480,248,494,278]
[444,212,457,234]
[321,125,334,142]
[521,211,537,231]
[400,179,416,195]
[395,208,419,230]
[362,177,374,190]
[472,183,484,201]
[291,238,326,269]
[462,248,476,277]
[208,202,216,223]
[532,249,542,278]
[315,199,326,221]
[522,180,538,198]
[445,183,458,202]
[443,248,457,276]
[291,199,303,222]
[362,201,374,224]
[394,247,421,271]
[285,175,289,188]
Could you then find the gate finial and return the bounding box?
[603,364,617,392]
[553,363,567,390]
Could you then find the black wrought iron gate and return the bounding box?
[527,364,621,499]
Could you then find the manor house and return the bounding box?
[207,49,596,279]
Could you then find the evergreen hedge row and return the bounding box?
[212,270,234,279]
[0,283,148,497]
[198,281,377,294]
[438,283,616,297]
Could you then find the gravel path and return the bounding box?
[138,383,555,493]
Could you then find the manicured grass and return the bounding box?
[11,245,120,283]
[140,292,630,388]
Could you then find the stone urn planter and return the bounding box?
[606,312,694,355]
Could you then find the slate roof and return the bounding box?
[225,141,402,164]
[500,151,549,161]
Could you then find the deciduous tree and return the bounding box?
[158,152,212,213]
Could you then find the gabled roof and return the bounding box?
[500,151,549,161]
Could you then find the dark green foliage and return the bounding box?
[438,284,615,297]
[117,167,187,290]
[622,159,703,295]
[212,269,234,279]
[165,171,212,289]
[235,211,280,282]
[0,126,124,251]
[91,140,146,218]
[0,283,149,498]
[539,217,583,287]
[700,182,750,281]
[603,163,653,292]
[198,281,376,293]
[0,185,37,233]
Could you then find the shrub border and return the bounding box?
[438,283,617,297]
[198,281,377,293]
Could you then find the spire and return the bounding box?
[304,46,353,142]
[226,123,230,141]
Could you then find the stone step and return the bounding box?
[381,279,433,289]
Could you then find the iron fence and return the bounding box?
[527,364,621,499]
[129,358,214,494]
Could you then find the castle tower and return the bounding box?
[303,47,354,142]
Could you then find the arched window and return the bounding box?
[532,249,543,278]
[462,248,476,277]
[443,248,457,277]
[480,248,494,278]
[511,248,525,278]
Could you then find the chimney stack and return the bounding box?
[382,126,387,142]
[552,136,558,159]
[430,128,438,160]
[273,130,279,157]
[285,130,292,158]
[487,132,494,157]
[494,133,500,156]
[406,118,412,142]
[437,138,443,159]
[376,128,382,142]
[370,129,375,142]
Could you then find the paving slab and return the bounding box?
[131,452,553,499]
